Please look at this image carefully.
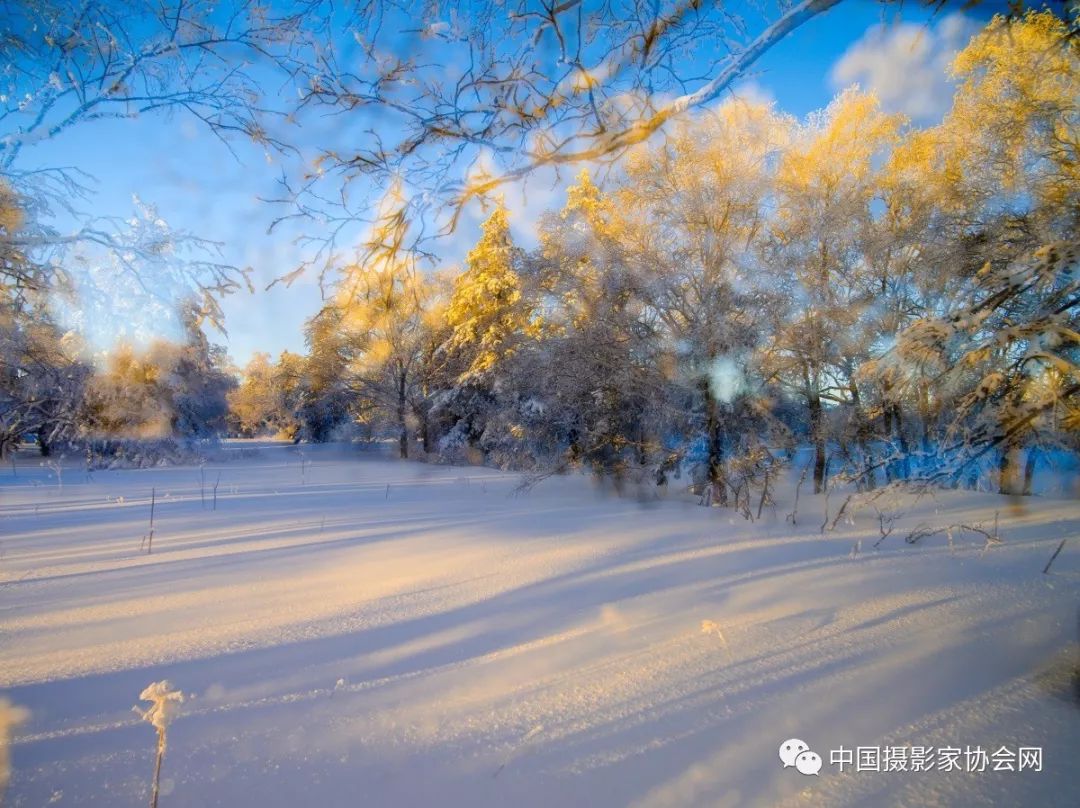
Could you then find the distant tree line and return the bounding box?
[0,286,235,459]
[232,12,1080,497]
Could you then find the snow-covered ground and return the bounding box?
[2,443,1078,807]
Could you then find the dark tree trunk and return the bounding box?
[397,367,408,460]
[420,412,431,455]
[1022,447,1037,496]
[998,443,1021,495]
[917,385,932,468]
[809,392,826,494]
[881,376,909,483]
[849,380,875,491]
[567,426,582,464]
[891,403,911,480]
[703,378,728,506]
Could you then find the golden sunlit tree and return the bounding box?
[444,203,537,381]
[880,10,1080,492]
[227,352,306,439]
[531,169,668,477]
[763,88,904,492]
[333,249,443,458]
[616,99,788,502]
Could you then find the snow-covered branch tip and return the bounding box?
[134,680,184,737]
[134,681,184,808]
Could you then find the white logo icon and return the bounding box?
[779,738,809,768]
[779,739,821,776]
[795,750,822,776]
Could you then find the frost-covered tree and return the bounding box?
[1,185,91,456]
[434,203,541,457]
[869,9,1080,492]
[331,247,443,459]
[444,203,536,381]
[297,307,358,442]
[894,241,1079,493]
[289,1,1065,275]
[526,170,669,478]
[86,305,234,441]
[167,306,236,439]
[0,180,46,294]
[228,352,300,439]
[0,293,90,457]
[228,352,275,437]
[85,344,174,439]
[762,88,903,492]
[616,99,788,500]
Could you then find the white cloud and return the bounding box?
[830,13,979,122]
[726,80,776,109]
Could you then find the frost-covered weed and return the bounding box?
[134,681,184,808]
[0,698,30,803]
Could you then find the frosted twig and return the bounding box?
[825,493,854,533]
[905,519,1001,548]
[513,469,555,494]
[140,488,156,554]
[873,509,897,549]
[787,462,810,525]
[44,458,62,489]
[134,681,183,808]
[1042,538,1067,574]
[757,466,774,520]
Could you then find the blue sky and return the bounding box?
[11,1,1012,367]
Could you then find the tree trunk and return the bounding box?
[849,379,874,490]
[998,442,1020,495]
[809,392,826,494]
[420,411,431,455]
[703,378,728,506]
[891,403,911,480]
[397,368,408,460]
[882,395,895,483]
[1022,446,1037,496]
[917,385,932,471]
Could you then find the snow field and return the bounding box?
[2,443,1078,806]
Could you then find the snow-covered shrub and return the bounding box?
[436,420,471,465]
[85,438,207,469]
